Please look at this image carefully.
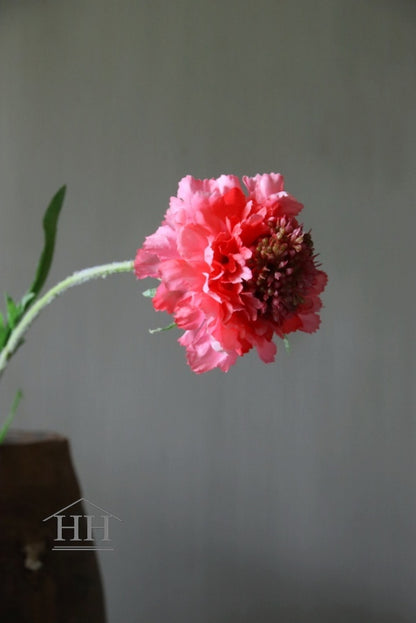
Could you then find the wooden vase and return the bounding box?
[0,431,107,623]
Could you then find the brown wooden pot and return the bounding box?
[0,430,107,623]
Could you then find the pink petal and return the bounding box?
[299,312,321,333]
[243,173,285,199]
[274,192,304,217]
[179,329,233,374]
[255,338,277,363]
[153,283,182,314]
[177,224,209,262]
[159,259,204,291]
[134,224,178,278]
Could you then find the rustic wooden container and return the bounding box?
[0,431,106,622]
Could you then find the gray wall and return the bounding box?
[1,1,416,621]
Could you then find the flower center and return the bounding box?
[246,216,316,324]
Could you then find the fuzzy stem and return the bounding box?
[0,260,135,378]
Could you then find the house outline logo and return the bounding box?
[43,497,121,552]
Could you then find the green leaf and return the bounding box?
[0,188,65,354]
[25,185,66,309]
[0,326,9,350]
[0,389,23,444]
[149,322,176,335]
[20,292,35,310]
[142,287,157,298]
[0,312,8,350]
[5,294,19,329]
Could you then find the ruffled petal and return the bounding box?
[134,224,177,278]
[243,173,285,198]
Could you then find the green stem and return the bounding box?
[0,389,23,443]
[0,260,134,378]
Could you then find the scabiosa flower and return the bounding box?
[135,173,327,373]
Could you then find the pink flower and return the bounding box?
[135,173,327,373]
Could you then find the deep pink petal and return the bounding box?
[299,312,321,333]
[153,283,182,314]
[255,338,277,363]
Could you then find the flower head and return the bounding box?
[135,173,327,373]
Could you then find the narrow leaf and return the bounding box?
[25,185,66,307]
[142,288,157,298]
[0,311,9,349]
[149,322,176,335]
[5,294,19,328]
[0,326,9,350]
[0,389,23,444]
[283,335,291,354]
[20,292,35,310]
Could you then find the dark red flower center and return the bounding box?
[246,216,317,324]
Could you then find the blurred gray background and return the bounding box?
[1,1,415,621]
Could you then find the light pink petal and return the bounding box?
[174,296,205,330]
[179,329,233,374]
[176,175,205,201]
[177,224,209,262]
[215,174,242,194]
[243,173,285,199]
[217,351,239,372]
[134,248,160,279]
[134,224,178,278]
[159,259,203,291]
[177,175,218,202]
[274,192,304,217]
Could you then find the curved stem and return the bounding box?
[0,260,135,378]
